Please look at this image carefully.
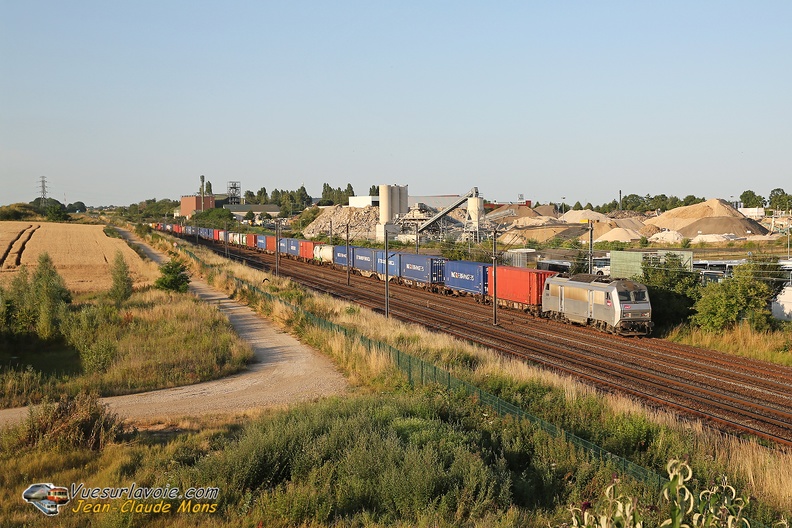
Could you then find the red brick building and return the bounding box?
[180,195,215,219]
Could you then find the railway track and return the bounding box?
[185,236,792,448]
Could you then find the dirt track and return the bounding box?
[0,228,348,427]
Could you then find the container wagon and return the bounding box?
[314,244,335,265]
[352,247,377,276]
[375,251,401,280]
[332,245,351,267]
[488,266,557,314]
[399,254,446,290]
[443,260,490,298]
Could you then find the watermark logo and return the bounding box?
[23,481,220,516]
[22,483,70,516]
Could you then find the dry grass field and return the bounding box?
[0,221,157,292]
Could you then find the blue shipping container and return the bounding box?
[400,254,446,284]
[444,260,490,295]
[375,251,401,277]
[286,238,300,257]
[278,238,288,253]
[256,235,267,250]
[333,245,350,266]
[352,247,376,273]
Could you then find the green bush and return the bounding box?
[81,338,118,374]
[108,250,133,306]
[13,392,124,451]
[154,258,191,292]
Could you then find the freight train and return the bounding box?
[156,224,652,336]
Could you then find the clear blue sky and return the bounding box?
[2,1,790,208]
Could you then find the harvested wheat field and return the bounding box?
[0,221,158,292]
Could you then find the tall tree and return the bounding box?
[270,189,282,206]
[768,188,789,211]
[369,185,379,196]
[26,253,72,339]
[205,181,213,194]
[244,190,257,204]
[256,187,269,204]
[109,251,133,307]
[739,190,765,208]
[682,194,704,206]
[296,185,312,207]
[66,201,87,213]
[280,194,297,217]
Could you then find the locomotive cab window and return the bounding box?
[617,291,631,302]
[633,290,647,302]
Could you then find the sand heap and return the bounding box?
[649,230,685,244]
[560,210,610,223]
[499,224,588,245]
[511,216,562,227]
[595,227,643,243]
[487,204,540,221]
[645,198,767,237]
[639,224,663,237]
[691,234,728,243]
[611,217,646,231]
[533,204,559,218]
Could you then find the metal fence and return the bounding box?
[179,246,668,489]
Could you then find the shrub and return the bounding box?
[154,258,190,292]
[15,392,124,451]
[108,251,133,306]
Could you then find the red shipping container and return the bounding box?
[213,229,221,241]
[487,266,556,308]
[263,235,275,252]
[299,240,316,260]
[246,233,256,248]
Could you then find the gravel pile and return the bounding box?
[645,199,766,235]
[302,205,381,240]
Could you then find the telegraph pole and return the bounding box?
[329,220,333,243]
[275,219,281,277]
[346,224,351,286]
[588,220,594,274]
[224,222,229,258]
[385,229,390,318]
[492,226,498,326]
[415,223,419,254]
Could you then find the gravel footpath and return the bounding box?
[0,229,348,427]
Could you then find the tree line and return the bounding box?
[738,187,789,210]
[542,187,789,214]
